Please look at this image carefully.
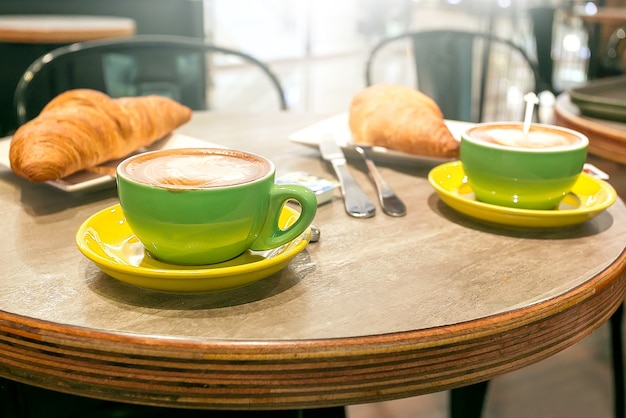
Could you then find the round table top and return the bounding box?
[0,15,136,43]
[0,112,625,409]
[554,92,626,164]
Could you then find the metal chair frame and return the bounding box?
[364,29,541,123]
[14,34,288,125]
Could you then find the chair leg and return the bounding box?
[610,302,625,418]
[450,381,489,418]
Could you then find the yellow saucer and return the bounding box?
[428,161,617,228]
[76,204,311,293]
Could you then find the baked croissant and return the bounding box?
[9,89,192,182]
[348,84,459,158]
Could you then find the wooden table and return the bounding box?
[578,7,626,79]
[554,92,626,168]
[1,112,626,411]
[0,15,135,43]
[579,7,626,25]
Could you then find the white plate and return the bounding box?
[288,112,475,166]
[0,132,223,192]
[288,114,611,180]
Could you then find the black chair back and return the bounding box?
[365,29,540,123]
[14,35,288,125]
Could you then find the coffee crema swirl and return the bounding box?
[120,149,271,189]
[468,125,581,149]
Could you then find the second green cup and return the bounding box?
[460,122,589,210]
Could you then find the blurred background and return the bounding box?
[204,0,599,113]
[0,0,613,119]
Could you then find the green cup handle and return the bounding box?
[250,184,317,250]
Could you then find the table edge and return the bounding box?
[1,248,625,409]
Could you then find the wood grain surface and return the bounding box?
[0,15,135,43]
[0,112,625,410]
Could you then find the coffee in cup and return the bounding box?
[460,123,588,210]
[117,148,317,265]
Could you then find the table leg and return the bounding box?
[450,381,490,418]
[610,302,625,418]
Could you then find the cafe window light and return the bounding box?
[563,33,582,53]
[497,0,511,8]
[583,2,598,16]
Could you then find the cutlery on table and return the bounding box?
[319,137,376,218]
[354,145,407,217]
[309,224,321,242]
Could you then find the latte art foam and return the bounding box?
[120,149,270,189]
[469,125,581,149]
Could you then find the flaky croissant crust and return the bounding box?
[349,84,459,158]
[9,89,192,182]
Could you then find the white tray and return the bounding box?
[288,112,474,166]
[0,132,223,192]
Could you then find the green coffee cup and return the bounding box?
[116,148,317,265]
[460,123,589,210]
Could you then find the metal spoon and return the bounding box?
[354,145,407,217]
[309,224,320,242]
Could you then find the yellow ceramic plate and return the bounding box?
[428,161,617,228]
[76,204,311,293]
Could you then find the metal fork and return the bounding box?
[354,145,407,217]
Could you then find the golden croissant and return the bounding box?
[349,84,459,158]
[9,89,193,182]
